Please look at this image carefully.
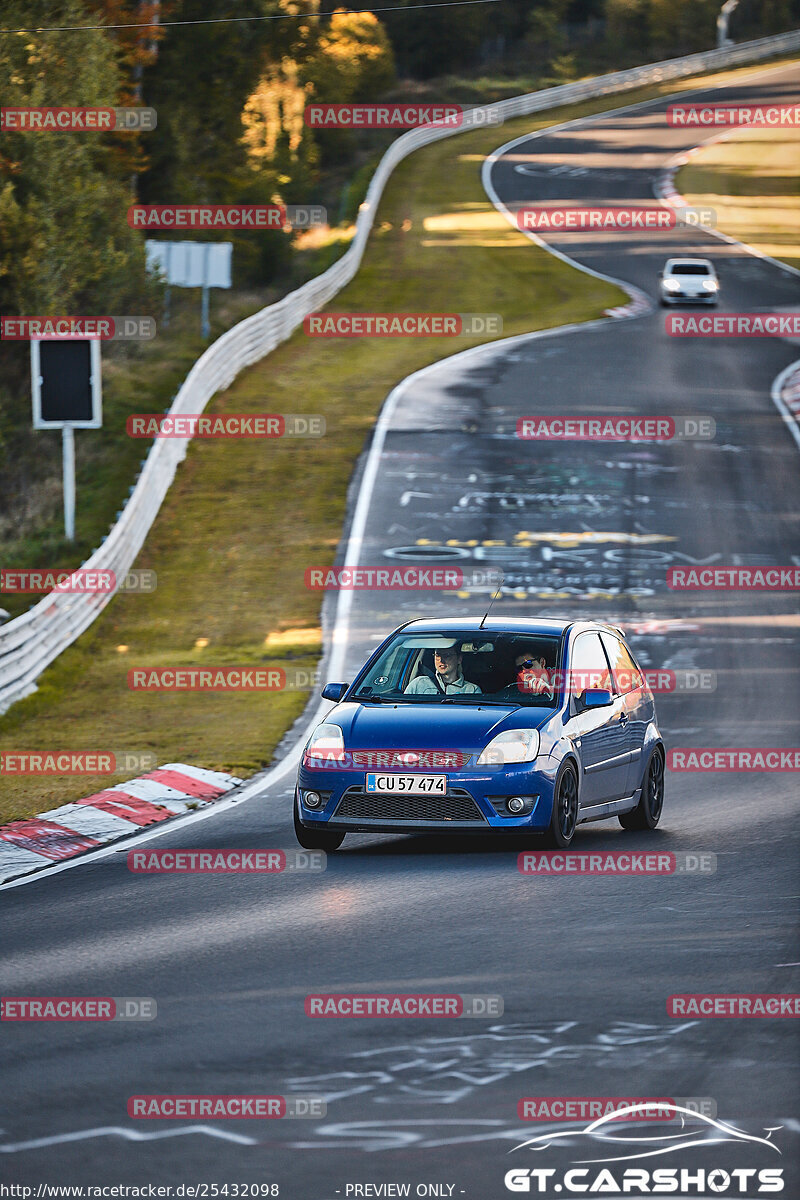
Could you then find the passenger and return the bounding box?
[404,644,481,695]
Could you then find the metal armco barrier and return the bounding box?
[1,29,799,714]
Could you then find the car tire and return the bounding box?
[294,792,345,851]
[619,747,664,831]
[540,762,579,849]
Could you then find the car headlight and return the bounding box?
[663,279,681,292]
[476,729,540,766]
[702,279,718,291]
[305,722,346,764]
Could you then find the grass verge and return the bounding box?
[677,124,800,269]
[1,56,798,824]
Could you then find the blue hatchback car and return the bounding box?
[294,618,665,851]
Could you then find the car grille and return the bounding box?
[333,786,486,825]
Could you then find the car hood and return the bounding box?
[324,701,553,751]
[672,274,710,288]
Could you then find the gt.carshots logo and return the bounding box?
[503,1168,784,1193]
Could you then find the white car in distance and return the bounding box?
[659,257,719,306]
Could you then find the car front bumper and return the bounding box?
[661,290,718,304]
[296,758,561,834]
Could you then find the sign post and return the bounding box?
[31,338,102,542]
[145,240,232,339]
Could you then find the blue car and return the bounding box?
[294,618,665,851]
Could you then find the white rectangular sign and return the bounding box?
[146,241,232,289]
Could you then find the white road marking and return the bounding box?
[0,1125,258,1151]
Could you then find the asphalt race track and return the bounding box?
[2,61,799,1198]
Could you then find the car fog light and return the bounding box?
[304,791,322,808]
[507,796,526,814]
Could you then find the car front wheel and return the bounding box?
[619,747,664,831]
[294,792,345,851]
[540,763,579,849]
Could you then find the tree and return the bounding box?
[0,0,155,318]
[139,0,280,204]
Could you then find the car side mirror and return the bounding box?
[321,682,348,702]
[584,688,613,708]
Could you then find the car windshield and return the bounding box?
[350,631,562,706]
[671,263,711,275]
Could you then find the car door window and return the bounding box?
[569,632,612,707]
[600,633,643,695]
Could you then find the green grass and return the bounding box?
[677,125,800,269]
[1,55,798,824]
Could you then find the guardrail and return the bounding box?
[1,28,799,714]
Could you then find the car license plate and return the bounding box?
[365,773,447,795]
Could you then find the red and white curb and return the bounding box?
[771,359,800,453]
[781,365,800,420]
[0,763,242,884]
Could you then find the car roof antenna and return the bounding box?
[479,569,504,629]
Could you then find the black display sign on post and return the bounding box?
[31,338,102,541]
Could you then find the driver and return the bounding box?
[404,644,481,695]
[499,648,553,698]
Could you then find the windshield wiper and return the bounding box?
[352,692,391,702]
[440,696,515,705]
